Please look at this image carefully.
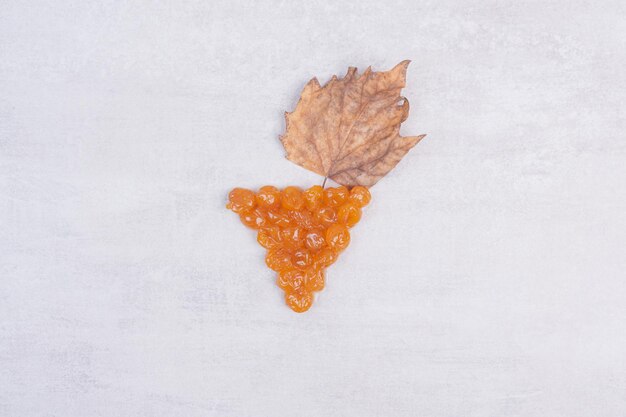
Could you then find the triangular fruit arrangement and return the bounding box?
[227,60,425,312]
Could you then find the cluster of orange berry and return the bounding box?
[226,184,371,312]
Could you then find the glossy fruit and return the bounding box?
[325,224,350,251]
[239,208,267,229]
[266,208,292,228]
[323,185,349,207]
[281,226,305,249]
[314,247,338,268]
[285,289,313,313]
[337,202,361,227]
[292,248,312,268]
[349,186,371,207]
[227,188,256,213]
[314,206,337,226]
[281,186,305,210]
[277,269,306,292]
[304,228,325,251]
[265,248,293,272]
[256,185,280,209]
[227,185,371,312]
[287,209,316,229]
[257,225,282,249]
[305,268,325,292]
[304,185,323,210]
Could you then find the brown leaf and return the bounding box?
[280,60,425,187]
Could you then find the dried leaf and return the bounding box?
[280,60,425,187]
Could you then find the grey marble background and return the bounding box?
[1,1,625,416]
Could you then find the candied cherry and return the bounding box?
[326,224,350,251]
[277,269,306,292]
[349,186,371,207]
[239,208,267,229]
[304,185,324,210]
[304,228,326,251]
[281,186,305,210]
[314,206,337,227]
[227,188,256,213]
[314,247,338,268]
[285,289,313,313]
[323,186,349,207]
[281,226,305,249]
[256,185,280,209]
[257,225,282,249]
[287,209,317,229]
[305,268,325,292]
[337,202,361,227]
[293,248,313,268]
[265,248,293,272]
[266,208,292,228]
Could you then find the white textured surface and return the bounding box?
[1,1,625,416]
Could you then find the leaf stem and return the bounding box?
[322,177,328,188]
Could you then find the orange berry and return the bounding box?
[304,228,326,251]
[349,186,371,207]
[350,185,372,207]
[257,226,282,249]
[337,202,361,227]
[281,186,304,210]
[314,247,338,268]
[313,206,337,227]
[304,185,324,210]
[266,208,292,228]
[287,209,317,229]
[277,269,306,292]
[281,226,305,249]
[305,268,325,292]
[265,248,293,272]
[227,188,256,213]
[285,289,313,313]
[325,224,350,251]
[323,186,349,207]
[256,185,280,209]
[239,208,267,229]
[293,248,313,269]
